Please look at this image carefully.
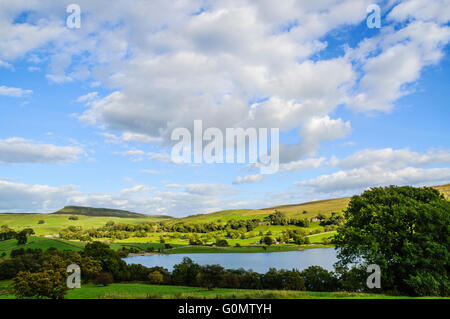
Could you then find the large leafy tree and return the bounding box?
[334,186,449,296]
[13,270,67,299]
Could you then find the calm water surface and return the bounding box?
[124,248,338,273]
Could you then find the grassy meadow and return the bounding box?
[0,280,445,299]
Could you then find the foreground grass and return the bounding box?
[0,281,445,299]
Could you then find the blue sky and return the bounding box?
[0,0,449,216]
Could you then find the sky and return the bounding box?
[0,0,449,216]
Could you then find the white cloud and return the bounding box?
[297,148,450,195]
[233,174,264,185]
[76,92,99,103]
[334,148,450,170]
[296,166,450,194]
[0,85,32,97]
[280,157,326,172]
[0,138,84,164]
[121,132,162,144]
[165,183,230,196]
[0,60,13,69]
[140,169,162,174]
[1,1,447,163]
[0,180,79,212]
[121,184,151,195]
[347,20,450,111]
[388,0,450,23]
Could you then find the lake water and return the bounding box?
[124,248,338,273]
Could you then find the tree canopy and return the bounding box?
[334,185,449,296]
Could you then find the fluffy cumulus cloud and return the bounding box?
[0,85,32,97]
[296,167,450,194]
[0,138,84,164]
[0,180,79,212]
[297,148,450,194]
[1,1,448,159]
[333,148,450,170]
[0,0,375,165]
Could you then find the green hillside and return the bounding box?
[174,197,351,224]
[0,213,170,236]
[175,184,449,224]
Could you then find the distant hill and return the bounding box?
[433,184,450,199]
[53,206,172,219]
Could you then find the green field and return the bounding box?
[0,281,443,299]
[0,237,84,257]
[0,213,167,236]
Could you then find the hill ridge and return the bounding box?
[52,205,172,219]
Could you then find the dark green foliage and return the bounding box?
[265,211,288,225]
[262,236,273,245]
[215,239,229,247]
[319,212,344,226]
[0,225,16,241]
[301,266,339,291]
[15,228,34,245]
[334,185,450,296]
[94,272,114,286]
[148,271,164,284]
[172,257,201,286]
[13,270,67,299]
[196,264,226,289]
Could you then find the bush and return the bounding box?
[13,270,67,299]
[301,266,339,292]
[215,239,229,247]
[94,272,114,286]
[262,236,273,246]
[405,271,449,297]
[38,220,45,224]
[148,271,164,285]
[68,216,79,220]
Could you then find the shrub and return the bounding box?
[148,271,164,285]
[262,236,273,246]
[13,270,67,299]
[301,266,339,292]
[94,272,114,286]
[215,239,229,247]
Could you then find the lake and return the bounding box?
[124,248,338,273]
